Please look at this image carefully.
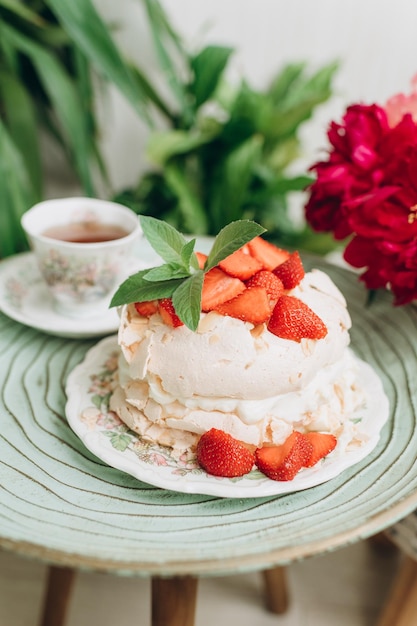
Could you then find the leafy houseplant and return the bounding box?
[114,58,339,245]
[0,0,107,257]
[0,0,157,258]
[0,0,338,259]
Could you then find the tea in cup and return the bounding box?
[21,197,141,318]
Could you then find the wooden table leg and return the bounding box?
[376,556,417,626]
[261,566,289,614]
[39,565,76,626]
[151,576,198,626]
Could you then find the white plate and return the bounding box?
[65,336,390,498]
[0,252,150,339]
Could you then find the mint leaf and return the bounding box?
[110,269,184,306]
[110,217,268,332]
[205,220,266,271]
[140,215,188,264]
[172,270,204,331]
[181,238,199,270]
[144,263,191,282]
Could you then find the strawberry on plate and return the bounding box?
[218,247,263,280]
[196,251,208,269]
[267,295,328,342]
[255,431,313,481]
[134,300,159,317]
[215,286,271,325]
[158,298,184,328]
[303,432,337,467]
[273,251,305,289]
[201,268,246,311]
[197,428,255,477]
[247,237,290,270]
[245,270,284,305]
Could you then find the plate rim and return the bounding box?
[65,335,390,498]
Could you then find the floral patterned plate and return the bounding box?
[65,336,390,498]
[0,252,144,339]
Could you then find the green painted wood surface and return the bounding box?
[1,258,417,577]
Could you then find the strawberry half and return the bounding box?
[245,270,284,305]
[214,286,271,325]
[255,431,313,481]
[158,298,184,328]
[247,237,290,271]
[267,295,328,342]
[134,300,159,317]
[196,251,208,269]
[201,268,246,311]
[197,428,255,477]
[272,251,305,289]
[303,432,337,468]
[219,247,263,280]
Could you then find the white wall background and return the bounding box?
[90,0,417,194]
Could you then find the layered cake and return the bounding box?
[109,224,368,481]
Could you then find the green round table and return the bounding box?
[1,257,417,625]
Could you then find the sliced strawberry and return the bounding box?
[197,428,255,477]
[158,298,184,328]
[218,247,263,280]
[215,286,271,325]
[201,267,246,312]
[196,251,208,269]
[267,295,328,342]
[247,237,290,271]
[303,432,337,468]
[272,251,305,289]
[255,431,313,481]
[134,300,159,317]
[245,270,284,305]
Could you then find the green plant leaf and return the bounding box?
[46,0,154,126]
[205,220,265,271]
[190,45,233,108]
[110,268,185,307]
[283,61,339,109]
[0,20,96,195]
[265,61,339,140]
[268,62,306,104]
[0,120,33,257]
[73,46,109,185]
[0,70,42,200]
[164,162,208,234]
[142,0,190,120]
[147,127,219,166]
[209,134,263,230]
[220,81,265,144]
[172,270,204,331]
[181,238,199,270]
[111,217,266,329]
[140,215,188,263]
[130,64,175,123]
[144,263,191,282]
[0,0,46,25]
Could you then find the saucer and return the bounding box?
[0,237,214,339]
[0,252,145,339]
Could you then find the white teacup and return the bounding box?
[21,197,141,318]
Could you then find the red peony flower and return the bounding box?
[305,77,417,305]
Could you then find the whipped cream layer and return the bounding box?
[110,269,366,453]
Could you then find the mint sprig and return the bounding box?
[110,216,266,331]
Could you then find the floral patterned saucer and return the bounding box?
[0,252,137,339]
[65,335,390,498]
